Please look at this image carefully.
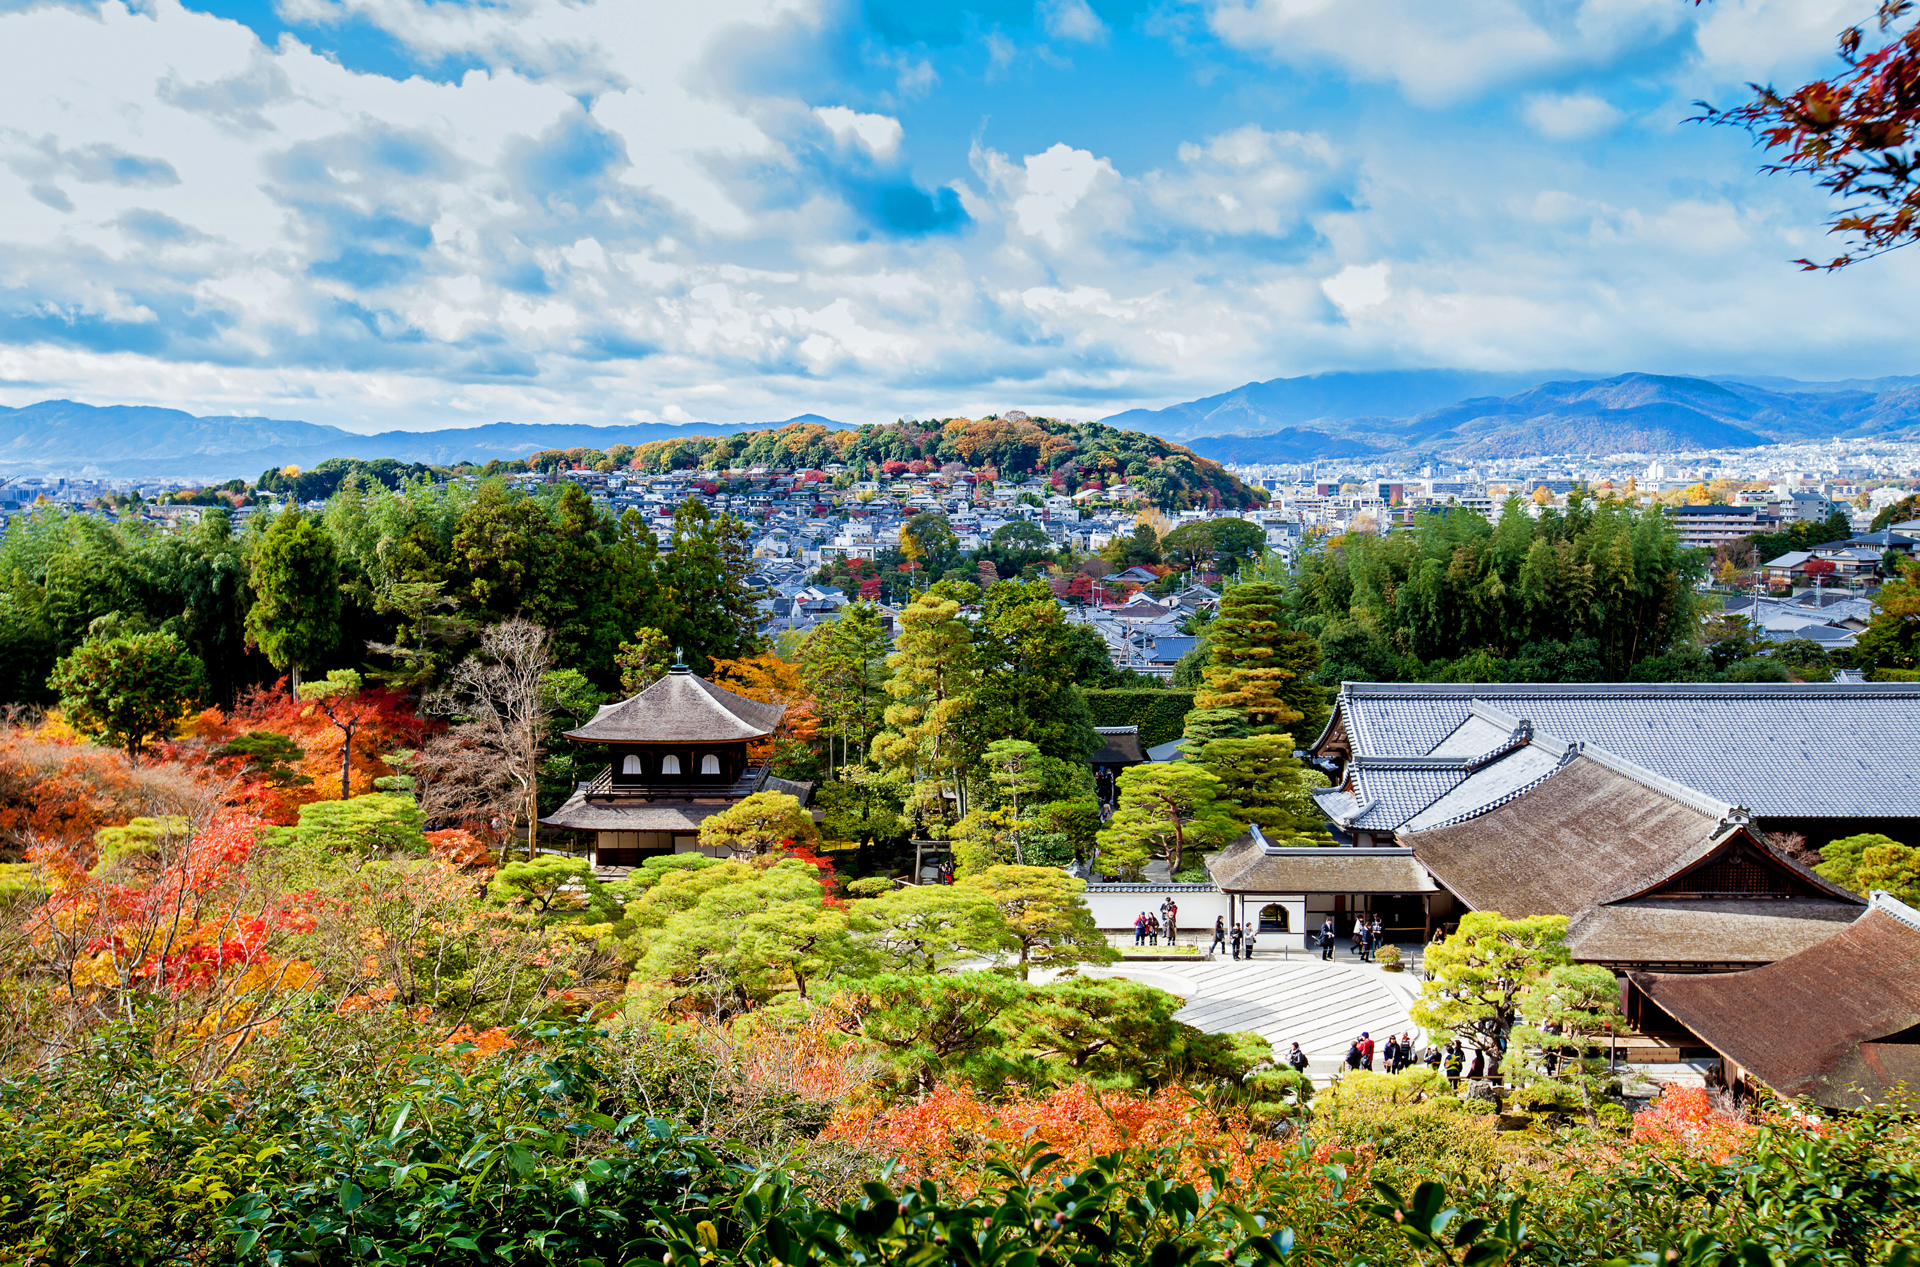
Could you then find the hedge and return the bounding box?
[1082,689,1195,749]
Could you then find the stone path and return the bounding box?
[1065,949,1423,1082]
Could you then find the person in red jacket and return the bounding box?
[1357,1031,1375,1071]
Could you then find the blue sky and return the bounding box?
[0,0,1912,432]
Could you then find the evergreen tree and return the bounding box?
[798,600,893,774]
[1194,733,1331,844]
[974,579,1099,762]
[245,508,341,693]
[657,499,763,673]
[873,585,983,825]
[48,630,206,760]
[1097,763,1243,878]
[1192,582,1326,736]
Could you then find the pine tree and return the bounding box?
[1194,733,1331,844]
[872,587,983,825]
[1192,582,1326,736]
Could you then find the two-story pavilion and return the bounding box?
[540,663,808,873]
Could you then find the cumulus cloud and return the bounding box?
[0,0,1912,434]
[813,106,903,158]
[1523,92,1623,140]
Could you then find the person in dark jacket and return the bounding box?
[1210,916,1227,955]
[1287,1042,1310,1074]
[1229,922,1244,960]
[1382,1035,1400,1073]
[1319,916,1336,960]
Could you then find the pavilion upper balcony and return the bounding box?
[580,764,767,803]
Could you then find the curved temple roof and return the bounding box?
[565,667,785,744]
[1312,682,1920,820]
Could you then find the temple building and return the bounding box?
[1308,682,1920,850]
[1207,718,1865,970]
[540,663,811,872]
[1632,892,1920,1107]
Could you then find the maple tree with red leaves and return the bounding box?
[1698,0,1920,268]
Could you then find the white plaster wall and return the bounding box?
[1081,885,1230,932]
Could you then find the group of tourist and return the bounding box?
[1313,914,1387,961]
[1334,1032,1486,1084]
[1131,899,1180,946]
[1207,917,1261,959]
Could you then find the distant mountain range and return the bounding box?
[1114,371,1920,463]
[7,365,1920,481]
[0,401,850,479]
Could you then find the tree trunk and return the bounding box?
[339,720,354,801]
[290,663,302,698]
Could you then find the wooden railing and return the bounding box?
[580,765,765,801]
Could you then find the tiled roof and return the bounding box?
[540,795,726,832]
[1317,682,1920,818]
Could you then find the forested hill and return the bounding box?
[602,415,1264,509]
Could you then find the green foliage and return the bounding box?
[615,626,674,694]
[798,601,893,775]
[92,815,187,871]
[489,855,618,920]
[1295,495,1708,682]
[245,507,341,686]
[698,792,821,859]
[1510,963,1627,1129]
[627,857,853,1011]
[1814,832,1907,895]
[1098,763,1243,878]
[264,793,429,862]
[1194,582,1326,736]
[214,730,312,787]
[847,884,1012,973]
[954,864,1118,979]
[1857,557,1920,673]
[1192,733,1331,841]
[1410,912,1572,1071]
[1082,689,1195,748]
[1871,493,1920,532]
[48,630,206,758]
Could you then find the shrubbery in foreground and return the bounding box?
[0,1018,1915,1266]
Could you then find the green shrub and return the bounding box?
[1082,690,1195,748]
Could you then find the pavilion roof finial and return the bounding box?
[671,646,689,673]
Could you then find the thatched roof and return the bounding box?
[1635,895,1920,1107]
[1567,899,1859,969]
[565,667,784,744]
[540,796,727,832]
[1208,833,1439,894]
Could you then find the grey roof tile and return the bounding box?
[1321,683,1920,819]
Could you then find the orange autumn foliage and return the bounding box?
[709,652,820,759]
[1629,1086,1756,1162]
[825,1080,1294,1191]
[0,727,208,857]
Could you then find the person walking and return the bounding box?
[1165,901,1179,946]
[1287,1042,1309,1075]
[1320,916,1336,961]
[1382,1034,1400,1074]
[1242,922,1258,959]
[1134,912,1148,947]
[1370,915,1385,958]
[1229,922,1244,960]
[1357,1031,1375,1071]
[1147,913,1160,946]
[1401,1033,1417,1074]
[1353,920,1370,962]
[1210,916,1227,955]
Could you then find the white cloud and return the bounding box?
[1201,0,1679,105]
[1037,0,1108,44]
[813,105,903,158]
[1523,91,1623,140]
[986,142,1123,250]
[1322,263,1390,314]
